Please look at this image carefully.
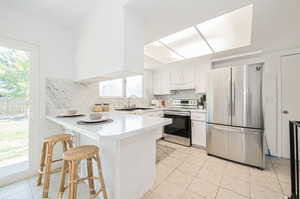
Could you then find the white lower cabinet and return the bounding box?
[192,120,206,147]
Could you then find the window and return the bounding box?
[99,75,143,97]
[126,75,143,98]
[99,78,123,97]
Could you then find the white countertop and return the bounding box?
[113,107,206,114]
[46,112,171,140]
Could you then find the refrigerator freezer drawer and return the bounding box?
[228,127,264,168]
[207,124,265,169]
[206,125,229,159]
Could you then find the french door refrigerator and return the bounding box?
[207,63,265,169]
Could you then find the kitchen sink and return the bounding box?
[115,107,154,111]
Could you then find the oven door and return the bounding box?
[163,112,191,146]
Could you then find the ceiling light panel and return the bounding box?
[197,4,253,52]
[160,27,213,59]
[144,41,184,64]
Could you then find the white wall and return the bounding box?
[0,4,76,185]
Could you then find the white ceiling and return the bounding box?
[0,0,99,29]
[1,0,299,64]
[127,0,300,58]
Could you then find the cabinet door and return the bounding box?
[192,121,206,147]
[182,67,194,85]
[153,72,161,95]
[143,70,153,97]
[160,71,170,95]
[195,64,210,93]
[170,69,182,85]
[170,67,195,90]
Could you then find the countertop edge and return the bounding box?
[46,115,172,141]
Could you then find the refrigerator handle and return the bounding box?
[228,79,231,116]
[232,80,236,115]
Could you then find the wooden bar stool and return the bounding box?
[58,145,108,199]
[37,133,73,198]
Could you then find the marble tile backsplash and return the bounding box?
[46,78,205,115]
[154,90,205,106]
[46,78,152,115]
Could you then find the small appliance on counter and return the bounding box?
[93,103,111,112]
[160,100,166,108]
[151,99,166,108]
[199,94,206,110]
[151,100,160,107]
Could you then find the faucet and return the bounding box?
[127,95,138,108]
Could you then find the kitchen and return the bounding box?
[0,0,299,199]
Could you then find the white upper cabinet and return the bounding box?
[153,70,170,95]
[194,63,211,93]
[143,70,153,98]
[170,65,195,90]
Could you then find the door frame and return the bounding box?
[278,50,300,158]
[0,36,40,184]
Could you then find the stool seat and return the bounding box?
[63,145,99,161]
[44,134,71,143]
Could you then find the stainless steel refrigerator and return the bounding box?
[207,63,265,169]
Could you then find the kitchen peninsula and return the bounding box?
[47,112,172,199]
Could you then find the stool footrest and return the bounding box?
[38,167,62,175]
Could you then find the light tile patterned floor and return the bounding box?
[0,141,291,199]
[145,141,290,199]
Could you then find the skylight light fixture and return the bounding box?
[144,41,184,64]
[196,5,253,52]
[159,27,213,59]
[143,4,253,64]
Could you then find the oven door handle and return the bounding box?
[164,112,190,116]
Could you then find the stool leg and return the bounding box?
[37,142,46,186]
[68,138,73,148]
[58,160,68,199]
[68,160,79,199]
[62,140,68,152]
[87,158,96,195]
[42,142,54,198]
[95,153,108,199]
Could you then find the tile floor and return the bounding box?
[145,141,290,199]
[0,141,291,199]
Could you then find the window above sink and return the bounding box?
[99,75,144,98]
